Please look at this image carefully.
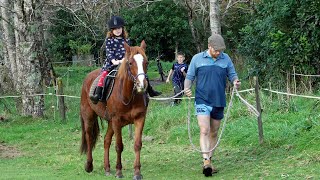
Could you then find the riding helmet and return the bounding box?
[108,16,125,29]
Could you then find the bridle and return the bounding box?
[120,56,147,105]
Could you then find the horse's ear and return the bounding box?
[140,40,146,51]
[124,42,130,53]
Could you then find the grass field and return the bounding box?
[1,64,319,179]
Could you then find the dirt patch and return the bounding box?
[0,143,22,159]
[149,78,166,86]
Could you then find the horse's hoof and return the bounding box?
[115,174,124,178]
[105,171,112,176]
[133,175,143,180]
[84,162,93,173]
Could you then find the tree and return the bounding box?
[239,0,320,86]
[122,0,195,60]
[0,0,46,117]
[210,0,221,34]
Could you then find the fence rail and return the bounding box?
[1,70,319,143]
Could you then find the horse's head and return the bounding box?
[119,41,148,93]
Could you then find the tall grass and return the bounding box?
[0,64,319,179]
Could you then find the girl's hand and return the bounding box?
[119,58,125,64]
[112,59,121,65]
[111,59,118,65]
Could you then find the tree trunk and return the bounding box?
[12,0,44,117]
[0,0,17,90]
[185,0,202,52]
[209,0,221,34]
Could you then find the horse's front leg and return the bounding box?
[104,121,114,176]
[133,119,145,180]
[113,121,124,178]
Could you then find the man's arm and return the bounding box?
[184,57,196,97]
[184,79,193,97]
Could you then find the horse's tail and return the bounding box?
[80,111,100,154]
[80,68,102,154]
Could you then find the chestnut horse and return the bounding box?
[80,41,149,180]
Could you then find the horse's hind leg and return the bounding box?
[104,121,114,176]
[133,119,145,180]
[112,120,124,178]
[80,110,99,173]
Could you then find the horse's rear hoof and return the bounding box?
[133,175,143,180]
[85,162,93,173]
[105,171,112,176]
[115,174,124,178]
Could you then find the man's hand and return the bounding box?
[233,79,241,89]
[184,88,192,97]
[166,78,170,83]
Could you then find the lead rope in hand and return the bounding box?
[187,86,236,153]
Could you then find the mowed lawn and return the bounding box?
[1,66,319,179]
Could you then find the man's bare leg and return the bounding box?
[208,118,221,173]
[197,115,213,176]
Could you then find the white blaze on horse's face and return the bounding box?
[133,54,146,92]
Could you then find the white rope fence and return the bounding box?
[1,87,319,101]
[263,88,320,100]
[51,59,97,64]
[0,93,80,99]
[292,73,320,77]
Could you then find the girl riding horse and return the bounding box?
[89,16,161,104]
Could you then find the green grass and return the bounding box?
[1,65,319,179]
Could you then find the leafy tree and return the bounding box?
[47,9,104,63]
[239,0,320,86]
[121,0,195,60]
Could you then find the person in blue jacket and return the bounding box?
[184,34,241,177]
[166,52,188,105]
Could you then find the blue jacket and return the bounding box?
[102,37,129,71]
[186,51,238,107]
[171,62,188,86]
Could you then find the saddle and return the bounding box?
[101,69,118,101]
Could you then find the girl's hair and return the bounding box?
[107,27,128,39]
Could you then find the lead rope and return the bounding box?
[187,86,236,153]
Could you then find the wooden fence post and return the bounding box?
[309,77,312,93]
[269,82,272,100]
[254,76,264,144]
[293,66,296,94]
[57,78,66,122]
[286,71,291,105]
[129,124,133,139]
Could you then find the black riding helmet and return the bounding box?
[108,16,125,29]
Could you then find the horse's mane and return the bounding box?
[117,46,147,80]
